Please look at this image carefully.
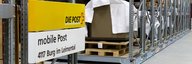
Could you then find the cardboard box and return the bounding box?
[88,5,129,41]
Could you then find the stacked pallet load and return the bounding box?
[84,0,140,57]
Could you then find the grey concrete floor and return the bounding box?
[45,61,119,64]
[143,30,192,64]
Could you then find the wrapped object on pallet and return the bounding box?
[85,0,138,41]
[140,11,160,40]
[137,11,160,37]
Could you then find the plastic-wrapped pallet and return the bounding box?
[85,0,138,41]
[140,11,160,40]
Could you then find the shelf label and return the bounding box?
[28,0,85,63]
[28,0,85,32]
[28,28,85,63]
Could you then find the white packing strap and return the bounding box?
[98,43,103,48]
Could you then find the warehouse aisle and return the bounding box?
[143,30,192,64]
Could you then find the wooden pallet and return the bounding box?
[86,41,129,49]
[85,48,128,57]
[0,60,2,64]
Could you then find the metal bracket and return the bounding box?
[0,4,15,18]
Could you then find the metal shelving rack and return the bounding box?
[58,0,191,64]
[0,0,188,64]
[0,0,15,63]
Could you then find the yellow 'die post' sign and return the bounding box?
[28,0,85,63]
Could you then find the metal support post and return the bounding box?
[184,0,186,31]
[3,19,9,64]
[187,0,190,30]
[190,0,191,29]
[2,19,7,64]
[180,0,182,32]
[187,0,189,29]
[20,0,29,64]
[176,0,179,33]
[179,0,183,33]
[68,53,78,64]
[186,0,188,30]
[6,18,15,64]
[185,0,188,30]
[129,0,134,62]
[177,0,179,32]
[183,0,185,31]
[173,0,176,37]
[2,20,15,64]
[186,0,188,29]
[188,0,191,30]
[150,0,155,49]
[8,0,15,63]
[190,0,192,30]
[158,0,163,46]
[181,0,184,32]
[67,0,78,64]
[184,0,185,30]
[178,0,181,33]
[164,0,168,41]
[168,0,173,38]
[186,0,190,30]
[1,0,15,64]
[182,0,185,32]
[141,0,146,54]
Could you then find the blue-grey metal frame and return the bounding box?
[0,0,15,64]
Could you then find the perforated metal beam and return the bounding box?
[20,0,28,63]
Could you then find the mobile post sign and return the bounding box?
[28,0,85,63]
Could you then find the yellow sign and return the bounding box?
[28,0,85,32]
